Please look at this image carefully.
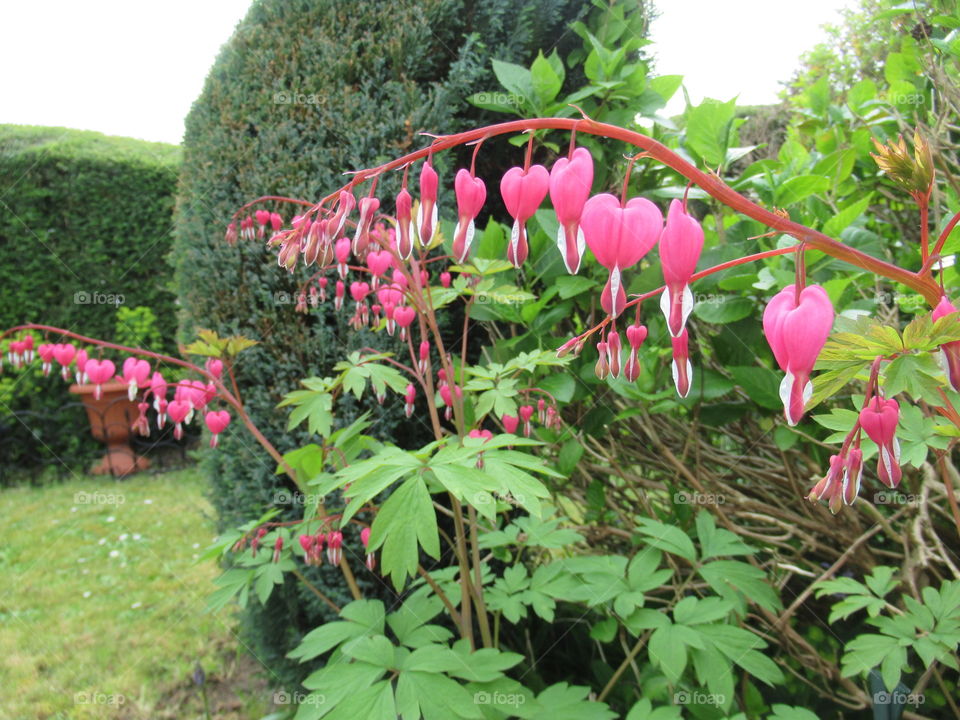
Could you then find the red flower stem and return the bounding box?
[619,153,640,207]
[930,208,960,260]
[306,118,941,305]
[918,190,930,262]
[522,131,535,172]
[231,195,313,222]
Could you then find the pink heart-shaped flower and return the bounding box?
[204,410,231,434]
[84,359,116,385]
[167,400,191,424]
[393,306,417,328]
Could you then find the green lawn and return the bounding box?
[0,468,273,719]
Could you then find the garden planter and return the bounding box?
[68,381,150,476]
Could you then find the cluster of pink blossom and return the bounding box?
[4,336,233,448]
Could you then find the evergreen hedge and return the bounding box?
[173,0,589,684]
[0,125,180,478]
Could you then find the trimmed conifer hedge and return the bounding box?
[0,125,180,478]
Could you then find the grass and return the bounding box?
[0,468,274,720]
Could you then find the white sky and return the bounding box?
[652,0,855,114]
[0,1,853,146]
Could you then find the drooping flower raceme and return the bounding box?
[762,284,835,426]
[658,199,704,337]
[549,147,594,274]
[859,396,902,488]
[500,164,549,268]
[581,194,663,318]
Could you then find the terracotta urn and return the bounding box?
[68,381,150,476]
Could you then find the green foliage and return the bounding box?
[818,569,960,693]
[114,305,162,350]
[0,125,179,476]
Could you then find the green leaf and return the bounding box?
[530,51,564,106]
[635,518,697,562]
[396,670,484,719]
[368,475,440,589]
[649,623,688,683]
[325,680,396,720]
[281,388,333,437]
[695,511,755,559]
[491,58,533,109]
[699,560,782,613]
[698,623,783,685]
[529,683,616,720]
[775,174,830,206]
[823,195,871,238]
[692,295,754,324]
[555,275,598,299]
[727,365,782,410]
[685,97,737,168]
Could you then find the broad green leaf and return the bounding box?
[685,97,737,167]
[368,475,440,589]
[635,517,697,562]
[530,51,564,106]
[649,624,688,683]
[775,174,830,206]
[692,295,754,324]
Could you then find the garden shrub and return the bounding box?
[173,0,603,685]
[0,126,179,481]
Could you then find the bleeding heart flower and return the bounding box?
[623,324,648,383]
[453,169,486,262]
[859,397,902,488]
[38,343,56,377]
[395,188,414,260]
[500,164,549,267]
[762,284,835,426]
[205,358,223,379]
[121,357,151,402]
[204,410,231,448]
[931,296,960,392]
[53,343,77,380]
[366,250,393,290]
[85,359,116,400]
[404,383,416,418]
[335,237,351,279]
[417,162,439,247]
[167,400,191,440]
[353,196,380,256]
[549,147,594,274]
[581,193,663,317]
[658,199,704,337]
[350,281,371,304]
[75,349,89,384]
[328,191,355,241]
[360,527,376,570]
[149,372,167,412]
[394,306,416,340]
